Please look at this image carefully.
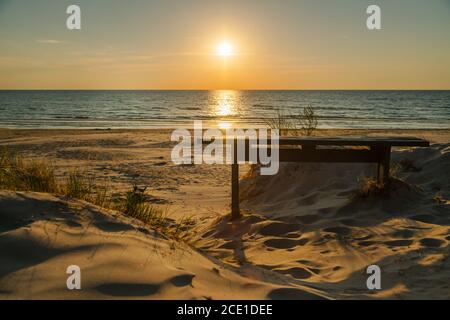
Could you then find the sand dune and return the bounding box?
[196,143,450,299]
[0,129,449,299]
[0,191,327,300]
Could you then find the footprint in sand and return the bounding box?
[65,220,82,228]
[219,240,238,250]
[392,229,416,239]
[286,232,301,238]
[419,238,445,248]
[308,268,321,275]
[245,215,265,224]
[277,267,312,279]
[259,222,300,236]
[169,274,195,287]
[336,190,354,197]
[295,214,320,224]
[410,214,436,224]
[138,227,151,235]
[384,239,413,247]
[317,207,334,215]
[358,240,376,247]
[340,219,359,227]
[323,226,352,236]
[264,237,309,249]
[296,193,318,206]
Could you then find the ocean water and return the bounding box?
[0,90,449,129]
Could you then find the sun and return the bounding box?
[217,41,233,56]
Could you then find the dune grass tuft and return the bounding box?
[64,170,94,199]
[355,176,386,198]
[0,147,194,241]
[0,147,58,193]
[264,105,319,136]
[121,185,194,240]
[121,185,166,224]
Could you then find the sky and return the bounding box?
[0,0,449,90]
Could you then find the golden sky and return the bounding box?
[0,0,449,89]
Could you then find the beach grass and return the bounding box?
[0,147,58,193]
[0,147,193,241]
[264,105,318,136]
[356,176,386,197]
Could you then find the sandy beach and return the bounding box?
[0,128,448,299]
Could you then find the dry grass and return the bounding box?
[354,175,421,199]
[356,176,386,198]
[120,185,194,240]
[63,170,111,208]
[263,108,293,135]
[297,105,319,136]
[0,147,58,193]
[263,105,319,136]
[0,148,194,241]
[397,159,421,172]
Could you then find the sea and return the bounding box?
[0,90,449,129]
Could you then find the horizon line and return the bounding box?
[1,88,450,91]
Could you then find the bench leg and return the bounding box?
[231,138,240,219]
[377,146,391,185]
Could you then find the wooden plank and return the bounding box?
[276,148,381,163]
[244,147,381,163]
[231,138,240,219]
[277,136,430,147]
[374,146,391,185]
[203,136,430,147]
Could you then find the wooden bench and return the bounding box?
[221,136,429,219]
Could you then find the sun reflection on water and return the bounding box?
[218,121,232,129]
[210,90,241,129]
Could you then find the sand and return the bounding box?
[0,190,329,299]
[0,128,449,299]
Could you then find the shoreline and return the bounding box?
[1,127,449,141]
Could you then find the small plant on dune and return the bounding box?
[397,159,421,172]
[120,184,195,241]
[355,176,386,198]
[263,108,294,135]
[121,185,172,228]
[62,170,113,208]
[91,182,112,208]
[171,215,196,241]
[389,162,401,179]
[64,170,94,199]
[296,104,318,136]
[0,147,58,193]
[434,193,446,205]
[263,105,318,136]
